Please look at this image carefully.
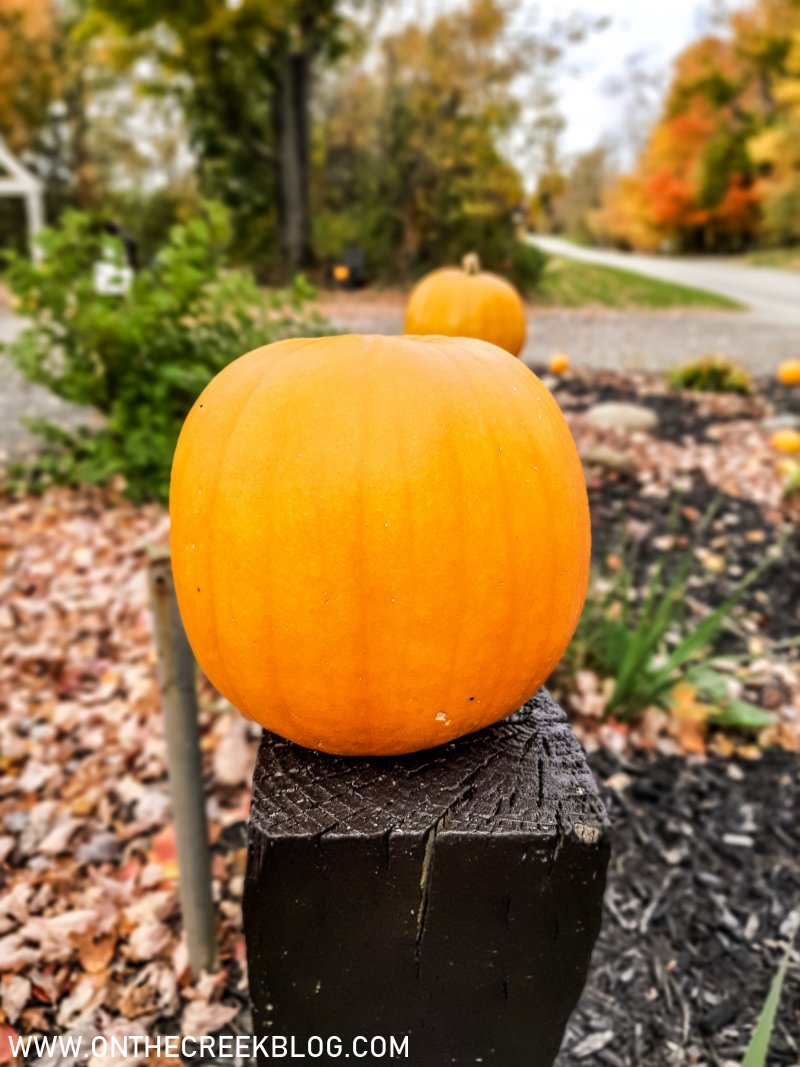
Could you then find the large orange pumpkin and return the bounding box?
[404,254,527,356]
[170,334,589,755]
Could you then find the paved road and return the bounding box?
[529,235,800,325]
[0,309,99,461]
[322,305,799,375]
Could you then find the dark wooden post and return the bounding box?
[244,689,609,1066]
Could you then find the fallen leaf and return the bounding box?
[148,827,179,882]
[0,934,39,972]
[212,715,254,788]
[76,932,117,975]
[127,921,172,962]
[56,974,105,1028]
[181,1000,237,1038]
[0,1024,20,1065]
[0,976,30,1024]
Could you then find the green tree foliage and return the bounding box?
[2,203,327,501]
[744,0,800,244]
[311,0,543,287]
[86,0,355,270]
[0,0,192,250]
[0,0,575,283]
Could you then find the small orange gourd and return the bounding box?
[404,254,527,356]
[770,428,800,454]
[549,352,571,375]
[777,360,800,386]
[170,334,590,756]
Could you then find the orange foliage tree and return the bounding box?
[597,25,774,251]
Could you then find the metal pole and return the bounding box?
[148,555,219,976]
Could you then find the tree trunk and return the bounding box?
[273,46,312,271]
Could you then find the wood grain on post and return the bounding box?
[244,689,609,1066]
[147,555,218,977]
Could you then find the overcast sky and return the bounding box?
[537,0,745,158]
[392,0,747,167]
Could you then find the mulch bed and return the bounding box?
[544,369,799,1067]
[540,368,800,446]
[558,750,800,1067]
[587,470,800,645]
[535,365,800,758]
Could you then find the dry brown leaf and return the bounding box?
[0,934,40,973]
[56,973,106,1028]
[181,1000,237,1038]
[212,715,255,788]
[115,962,178,1020]
[76,932,117,975]
[127,922,172,962]
[0,975,31,1024]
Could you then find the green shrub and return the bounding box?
[314,203,546,294]
[668,355,752,394]
[104,186,203,267]
[780,460,800,499]
[3,203,328,502]
[499,241,548,293]
[760,178,800,246]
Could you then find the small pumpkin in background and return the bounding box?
[777,360,800,386]
[549,352,570,375]
[770,428,800,454]
[404,253,527,357]
[170,334,589,756]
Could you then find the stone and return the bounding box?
[581,444,636,473]
[761,413,800,433]
[585,401,658,433]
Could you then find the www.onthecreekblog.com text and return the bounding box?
[8,1032,411,1060]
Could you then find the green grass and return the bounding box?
[741,922,798,1067]
[745,247,800,272]
[534,256,741,310]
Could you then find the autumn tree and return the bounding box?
[0,0,97,243]
[312,0,550,284]
[87,0,356,270]
[597,35,760,251]
[0,0,57,156]
[598,0,800,251]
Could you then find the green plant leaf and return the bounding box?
[712,700,775,730]
[741,922,798,1067]
[650,551,773,692]
[687,665,731,703]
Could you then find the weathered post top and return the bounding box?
[244,689,609,1066]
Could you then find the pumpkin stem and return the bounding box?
[462,252,481,275]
